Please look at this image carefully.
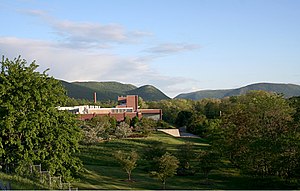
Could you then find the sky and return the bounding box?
[0,0,300,97]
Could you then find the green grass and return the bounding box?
[73,131,299,190]
[0,172,47,189]
[2,131,299,189]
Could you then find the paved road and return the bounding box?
[179,132,200,138]
[179,126,200,138]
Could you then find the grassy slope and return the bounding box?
[0,172,47,189]
[73,132,298,190]
[2,132,298,189]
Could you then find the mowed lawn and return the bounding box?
[73,131,298,190]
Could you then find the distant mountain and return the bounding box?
[127,85,171,101]
[176,89,232,100]
[73,81,137,94]
[176,83,300,100]
[61,81,101,100]
[60,81,170,101]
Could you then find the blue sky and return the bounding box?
[1,0,300,97]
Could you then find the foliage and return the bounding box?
[81,116,112,143]
[156,119,170,128]
[127,85,170,101]
[135,117,156,136]
[114,150,139,181]
[62,80,170,102]
[176,83,300,100]
[204,101,221,119]
[176,142,196,176]
[176,110,193,127]
[186,114,208,137]
[288,96,300,122]
[115,122,132,139]
[0,56,82,180]
[150,152,179,189]
[60,132,300,189]
[212,91,300,179]
[138,96,149,109]
[123,116,131,126]
[142,141,167,171]
[198,150,221,179]
[148,99,194,124]
[130,116,139,128]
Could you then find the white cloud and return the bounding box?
[22,9,153,49]
[0,10,203,97]
[0,37,198,97]
[20,9,48,17]
[145,43,200,55]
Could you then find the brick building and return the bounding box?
[58,95,162,121]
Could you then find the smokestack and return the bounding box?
[94,92,97,104]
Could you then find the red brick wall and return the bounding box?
[79,112,139,122]
[126,95,138,111]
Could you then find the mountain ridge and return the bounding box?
[176,82,300,100]
[60,80,300,101]
[60,80,170,101]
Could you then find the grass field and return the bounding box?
[73,131,299,190]
[1,131,299,189]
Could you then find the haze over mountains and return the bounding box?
[61,80,300,101]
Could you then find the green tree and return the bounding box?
[198,150,221,179]
[214,91,299,178]
[0,56,82,180]
[124,116,131,126]
[147,99,194,124]
[114,150,138,181]
[115,121,132,138]
[177,142,196,176]
[204,101,221,119]
[81,116,112,143]
[138,96,148,109]
[143,141,166,171]
[186,114,208,136]
[151,152,179,189]
[288,96,300,122]
[130,116,139,128]
[176,110,193,127]
[135,117,156,136]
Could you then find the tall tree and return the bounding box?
[115,121,132,138]
[213,91,299,178]
[0,56,82,180]
[198,150,220,179]
[151,152,179,189]
[114,150,138,181]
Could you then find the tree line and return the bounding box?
[146,91,300,181]
[1,56,300,187]
[0,56,82,182]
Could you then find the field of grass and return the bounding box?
[73,131,299,190]
[1,131,299,189]
[0,172,47,189]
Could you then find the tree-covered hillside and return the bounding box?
[176,83,300,100]
[127,85,170,101]
[61,81,170,101]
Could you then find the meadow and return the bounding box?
[73,132,297,190]
[0,131,298,190]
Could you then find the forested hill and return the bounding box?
[176,83,300,100]
[60,81,170,101]
[127,85,170,101]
